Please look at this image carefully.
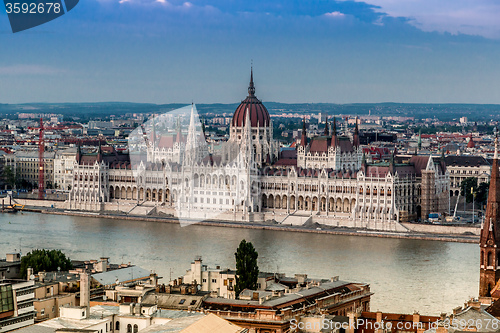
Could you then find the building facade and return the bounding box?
[445,155,491,197]
[3,150,55,190]
[67,70,450,231]
[0,279,35,332]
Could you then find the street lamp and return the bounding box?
[471,187,475,223]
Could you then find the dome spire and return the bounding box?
[248,65,255,97]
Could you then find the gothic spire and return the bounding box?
[248,66,255,97]
[76,143,82,164]
[301,118,307,147]
[479,136,500,297]
[353,116,360,147]
[331,117,338,147]
[417,129,422,151]
[97,140,102,163]
[324,117,329,136]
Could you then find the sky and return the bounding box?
[1,0,500,104]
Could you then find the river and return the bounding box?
[0,211,478,315]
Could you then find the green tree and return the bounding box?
[4,166,16,189]
[460,177,478,203]
[20,249,73,279]
[476,182,490,206]
[234,239,259,297]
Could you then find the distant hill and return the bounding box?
[0,102,499,121]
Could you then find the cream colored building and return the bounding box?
[445,155,491,197]
[53,148,77,191]
[33,281,76,322]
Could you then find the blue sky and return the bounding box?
[1,0,500,104]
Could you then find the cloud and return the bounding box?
[348,0,500,39]
[324,11,345,18]
[0,65,66,75]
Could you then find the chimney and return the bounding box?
[135,303,142,316]
[98,257,108,272]
[413,312,420,325]
[130,303,135,315]
[27,267,33,281]
[150,273,158,286]
[253,292,260,301]
[80,273,90,318]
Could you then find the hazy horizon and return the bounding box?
[2,0,500,104]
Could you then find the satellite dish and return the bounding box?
[29,274,35,280]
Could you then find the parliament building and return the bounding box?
[68,70,450,231]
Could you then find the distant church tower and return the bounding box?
[480,137,500,297]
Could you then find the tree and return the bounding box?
[20,249,73,279]
[460,177,478,203]
[234,239,259,296]
[4,166,16,189]
[476,182,490,207]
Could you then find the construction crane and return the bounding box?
[38,118,44,200]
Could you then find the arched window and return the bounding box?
[488,252,494,267]
[127,324,132,333]
[134,324,139,333]
[116,321,120,331]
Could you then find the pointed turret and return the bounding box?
[361,150,368,173]
[248,66,255,97]
[201,117,206,136]
[185,103,198,165]
[353,116,360,147]
[331,117,338,148]
[151,114,156,150]
[301,118,307,147]
[76,143,82,164]
[97,140,103,163]
[389,148,395,175]
[479,136,500,297]
[175,116,182,143]
[324,117,329,136]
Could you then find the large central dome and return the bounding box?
[231,69,270,128]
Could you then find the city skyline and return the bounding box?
[1,0,500,104]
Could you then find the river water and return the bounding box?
[0,212,478,315]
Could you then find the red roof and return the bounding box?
[231,69,270,128]
[232,96,270,127]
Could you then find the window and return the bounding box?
[179,299,186,304]
[134,324,138,333]
[116,321,120,331]
[41,308,45,315]
[212,279,217,283]
[127,324,132,333]
[190,299,197,306]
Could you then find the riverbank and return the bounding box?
[15,205,479,244]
